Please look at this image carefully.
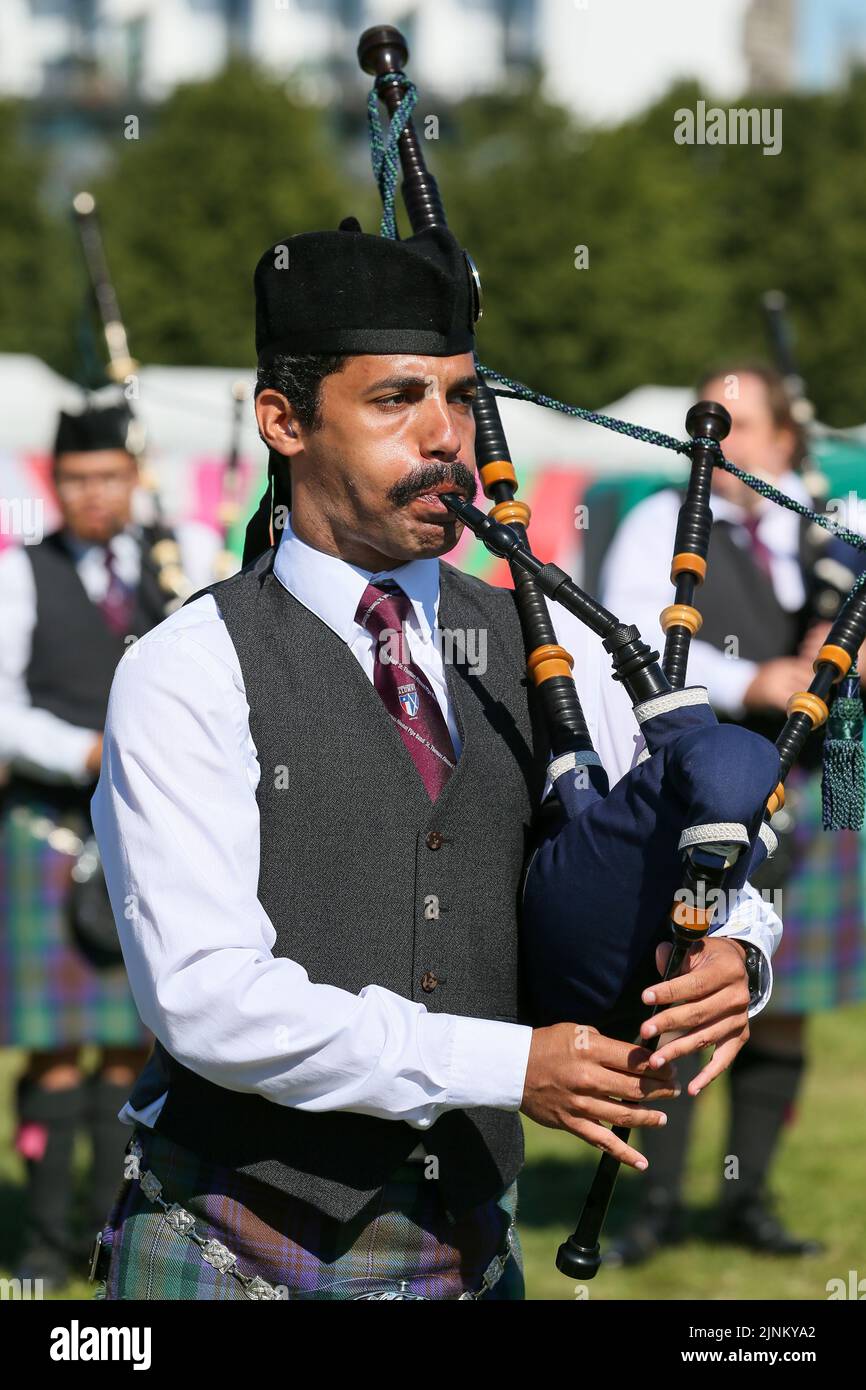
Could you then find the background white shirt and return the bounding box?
[0,520,223,784]
[90,512,782,1135]
[600,471,811,718]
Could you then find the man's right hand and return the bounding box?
[519,1023,681,1170]
[742,656,814,714]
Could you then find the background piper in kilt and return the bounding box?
[0,400,222,1289]
[90,221,781,1302]
[599,362,866,1264]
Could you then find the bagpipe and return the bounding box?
[358,25,866,1278]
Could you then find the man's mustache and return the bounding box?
[388,462,478,508]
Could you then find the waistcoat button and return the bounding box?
[420,971,439,992]
[426,831,443,850]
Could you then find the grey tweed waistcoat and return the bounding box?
[140,544,548,1222]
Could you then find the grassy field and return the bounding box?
[1,1006,864,1301]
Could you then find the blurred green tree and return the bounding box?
[89,61,372,370]
[0,102,77,373]
[438,72,866,426]
[4,62,866,426]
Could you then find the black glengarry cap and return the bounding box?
[254,220,477,363]
[53,403,133,458]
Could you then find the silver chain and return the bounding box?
[123,1136,515,1301]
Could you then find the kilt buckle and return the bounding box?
[352,1281,430,1300]
[87,1229,112,1284]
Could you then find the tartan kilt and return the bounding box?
[0,799,151,1049]
[759,766,866,1016]
[97,1125,525,1301]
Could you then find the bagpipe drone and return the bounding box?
[71,191,192,607]
[71,192,245,590]
[358,25,866,1279]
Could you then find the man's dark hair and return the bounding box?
[253,353,352,521]
[255,352,351,432]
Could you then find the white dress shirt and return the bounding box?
[600,471,810,719]
[91,511,781,1136]
[0,521,225,784]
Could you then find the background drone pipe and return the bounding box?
[71,191,138,389]
[661,401,732,689]
[71,190,191,608]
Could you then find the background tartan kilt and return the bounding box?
[759,765,866,1016]
[0,798,150,1049]
[98,1125,525,1301]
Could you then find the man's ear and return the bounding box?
[255,390,304,457]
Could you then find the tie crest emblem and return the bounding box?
[397,681,419,719]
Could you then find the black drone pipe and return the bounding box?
[359,24,594,759]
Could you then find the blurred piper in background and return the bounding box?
[598,362,866,1263]
[0,400,221,1289]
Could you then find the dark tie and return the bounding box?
[355,579,457,801]
[99,545,135,636]
[741,515,774,581]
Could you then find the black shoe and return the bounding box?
[14,1076,84,1288]
[718,1196,824,1256]
[604,1196,685,1268]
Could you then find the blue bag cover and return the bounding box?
[521,696,780,1030]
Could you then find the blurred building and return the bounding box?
[2,0,866,124]
[743,0,797,91]
[0,0,540,103]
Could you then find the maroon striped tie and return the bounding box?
[355,579,457,801]
[99,545,135,636]
[741,515,774,581]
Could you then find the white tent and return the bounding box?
[0,352,695,474]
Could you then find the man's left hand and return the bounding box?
[638,937,751,1095]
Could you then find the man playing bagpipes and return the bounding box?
[599,363,866,1263]
[0,400,221,1289]
[88,220,781,1301]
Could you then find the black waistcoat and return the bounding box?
[6,528,172,815]
[138,545,548,1222]
[25,527,169,727]
[695,511,823,761]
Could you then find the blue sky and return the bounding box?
[799,0,866,87]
